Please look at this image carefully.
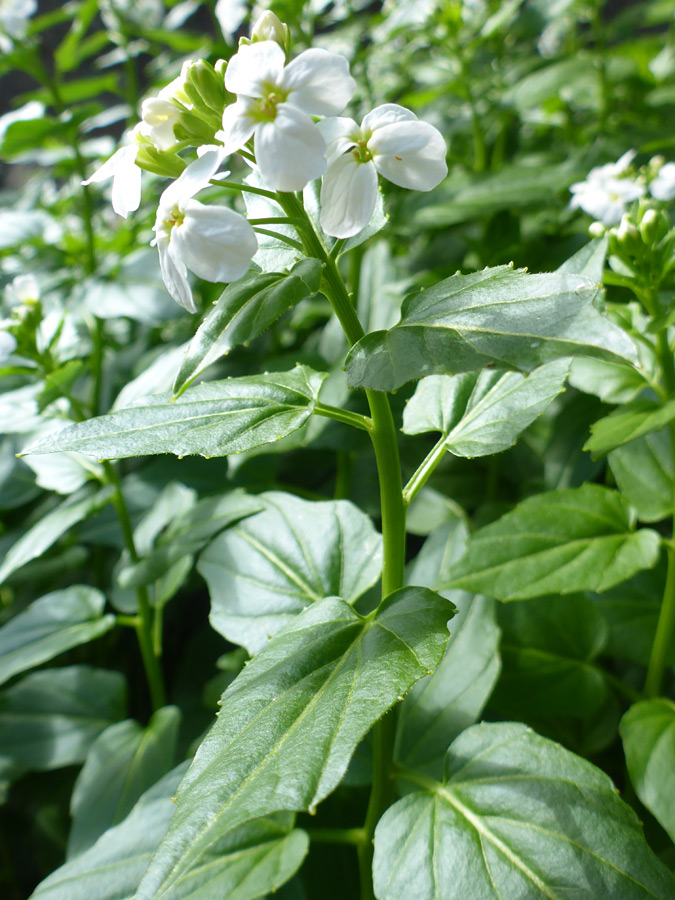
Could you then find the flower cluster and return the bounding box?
[570,151,675,227]
[84,11,448,313]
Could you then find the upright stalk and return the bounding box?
[276,192,406,896]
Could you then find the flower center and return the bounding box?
[165,204,186,231]
[251,85,289,123]
[352,139,373,164]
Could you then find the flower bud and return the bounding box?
[189,60,226,116]
[612,213,641,256]
[640,208,670,245]
[135,141,186,179]
[588,221,605,238]
[249,11,289,51]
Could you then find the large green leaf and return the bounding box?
[0,486,114,584]
[402,359,568,457]
[373,722,675,900]
[0,586,115,686]
[556,237,608,281]
[620,699,675,844]
[396,522,500,778]
[585,398,675,457]
[137,588,455,899]
[32,764,308,900]
[444,484,661,600]
[173,259,323,396]
[68,706,181,857]
[199,491,383,653]
[21,367,327,461]
[609,429,674,522]
[345,267,637,392]
[0,666,126,778]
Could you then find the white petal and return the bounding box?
[0,331,17,361]
[219,100,256,155]
[371,121,447,191]
[157,236,196,313]
[320,154,378,239]
[160,149,226,210]
[283,48,356,116]
[172,200,258,284]
[111,154,142,218]
[82,145,134,185]
[255,104,327,192]
[613,149,636,174]
[650,163,675,201]
[317,116,359,165]
[225,40,285,97]
[362,103,418,133]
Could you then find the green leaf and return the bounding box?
[585,398,675,457]
[199,491,383,653]
[396,522,500,778]
[33,764,308,900]
[609,429,674,522]
[0,666,126,777]
[444,485,661,600]
[136,588,456,899]
[68,706,181,857]
[620,699,675,843]
[568,356,649,403]
[374,722,675,900]
[22,367,327,461]
[402,360,568,457]
[0,586,115,686]
[0,486,114,585]
[173,260,323,396]
[345,267,637,392]
[557,237,608,282]
[492,594,611,719]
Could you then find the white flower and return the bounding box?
[0,329,16,360]
[0,0,36,50]
[649,162,675,202]
[152,150,258,313]
[5,273,39,308]
[215,0,247,40]
[219,39,355,192]
[82,125,146,218]
[141,65,192,152]
[318,104,447,238]
[569,150,645,225]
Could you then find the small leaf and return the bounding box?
[346,266,637,392]
[620,699,675,843]
[173,260,323,397]
[374,722,675,900]
[136,588,456,899]
[0,586,115,686]
[68,706,181,857]
[199,491,383,653]
[0,486,114,585]
[21,367,327,461]
[585,398,675,457]
[444,484,661,600]
[33,764,308,900]
[0,666,126,778]
[402,359,568,457]
[609,429,674,522]
[568,357,649,404]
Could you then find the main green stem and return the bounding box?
[276,193,406,897]
[103,461,167,711]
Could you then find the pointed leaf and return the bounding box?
[620,699,675,844]
[174,260,323,396]
[346,267,637,392]
[199,492,383,653]
[402,360,568,457]
[556,236,608,281]
[0,586,115,686]
[374,722,675,900]
[137,588,456,899]
[444,485,661,600]
[21,367,327,461]
[585,398,675,457]
[609,429,674,522]
[68,706,181,857]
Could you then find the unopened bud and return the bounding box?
[135,142,186,179]
[588,221,605,238]
[250,11,289,50]
[640,208,670,245]
[190,60,226,115]
[613,213,641,255]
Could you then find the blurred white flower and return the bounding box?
[0,329,16,360]
[219,39,355,191]
[0,0,36,50]
[215,0,247,40]
[318,104,447,238]
[649,161,675,202]
[82,126,146,218]
[100,0,164,30]
[4,273,39,308]
[569,150,645,225]
[152,150,257,313]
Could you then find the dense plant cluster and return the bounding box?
[1,2,675,899]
